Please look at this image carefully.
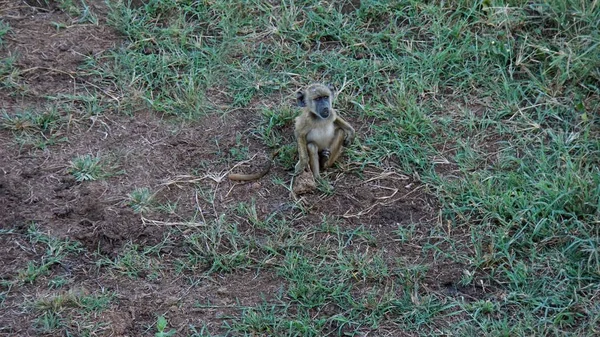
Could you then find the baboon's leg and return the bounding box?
[324,128,345,168]
[307,142,320,178]
[295,133,309,175]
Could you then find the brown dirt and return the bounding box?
[0,1,483,335]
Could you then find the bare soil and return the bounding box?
[0,1,481,335]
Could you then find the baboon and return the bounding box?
[228,83,354,182]
[228,152,275,181]
[294,83,355,179]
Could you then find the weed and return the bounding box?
[255,106,296,148]
[34,311,64,334]
[235,200,263,228]
[315,178,335,196]
[0,20,10,46]
[0,55,19,88]
[30,290,113,335]
[154,315,176,337]
[51,21,68,31]
[77,0,98,24]
[228,132,249,161]
[156,201,179,214]
[13,225,82,284]
[68,154,110,181]
[48,276,69,289]
[395,223,417,244]
[183,216,253,273]
[56,0,80,17]
[127,187,155,214]
[17,260,57,284]
[1,108,60,133]
[96,242,163,279]
[1,107,68,149]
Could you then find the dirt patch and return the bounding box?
[0,0,119,109]
[0,104,285,335]
[339,0,363,15]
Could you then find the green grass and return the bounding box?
[68,154,118,181]
[0,107,69,149]
[96,242,164,279]
[31,290,113,335]
[127,187,156,214]
[0,20,10,46]
[2,0,599,335]
[0,225,112,336]
[0,54,19,89]
[11,224,83,284]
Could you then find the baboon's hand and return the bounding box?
[295,160,307,175]
[343,129,355,146]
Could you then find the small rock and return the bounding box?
[292,170,316,195]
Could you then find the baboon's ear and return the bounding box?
[296,91,306,107]
[327,84,336,98]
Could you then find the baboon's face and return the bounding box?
[311,94,332,119]
[297,84,334,119]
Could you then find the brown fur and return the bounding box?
[228,160,272,181]
[294,83,355,179]
[228,150,279,181]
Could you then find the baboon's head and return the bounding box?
[297,83,335,119]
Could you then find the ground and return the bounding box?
[1,1,598,336]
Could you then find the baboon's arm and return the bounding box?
[334,116,355,145]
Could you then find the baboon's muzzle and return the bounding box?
[319,107,330,119]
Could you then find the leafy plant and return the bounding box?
[155,315,176,337]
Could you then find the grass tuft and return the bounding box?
[127,187,155,214]
[68,154,117,182]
